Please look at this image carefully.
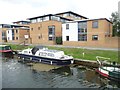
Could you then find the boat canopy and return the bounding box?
[31,46,45,55]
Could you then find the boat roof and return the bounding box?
[34,46,45,49]
[44,49,62,53]
[0,45,10,47]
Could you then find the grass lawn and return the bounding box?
[7,44,33,50]
[8,44,119,63]
[47,46,119,63]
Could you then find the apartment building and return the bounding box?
[0,24,11,43]
[0,24,30,44]
[1,11,118,48]
[62,18,119,48]
[28,11,86,45]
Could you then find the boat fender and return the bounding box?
[39,59,41,62]
[71,60,74,64]
[30,57,32,61]
[50,61,52,65]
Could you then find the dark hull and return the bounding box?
[18,54,73,66]
[1,51,13,58]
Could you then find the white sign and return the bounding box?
[24,35,29,39]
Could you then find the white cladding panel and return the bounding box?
[6,30,12,40]
[62,22,78,41]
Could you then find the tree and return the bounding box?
[110,12,120,37]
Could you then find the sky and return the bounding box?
[0,0,119,24]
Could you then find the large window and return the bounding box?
[78,34,87,41]
[78,22,87,33]
[12,36,15,40]
[2,32,6,40]
[92,21,98,28]
[78,22,87,41]
[92,35,98,40]
[48,26,55,41]
[2,32,6,36]
[12,29,14,40]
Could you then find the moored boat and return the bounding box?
[96,56,120,82]
[96,66,120,81]
[0,45,13,58]
[17,46,74,66]
[0,45,12,53]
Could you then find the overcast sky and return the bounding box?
[0,0,119,24]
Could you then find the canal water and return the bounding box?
[1,56,120,89]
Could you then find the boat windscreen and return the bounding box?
[5,46,11,50]
[0,46,11,50]
[31,47,39,55]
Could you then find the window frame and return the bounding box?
[66,36,69,41]
[48,25,55,41]
[92,21,98,28]
[66,24,69,30]
[92,35,98,41]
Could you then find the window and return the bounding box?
[48,26,55,41]
[31,28,33,30]
[92,21,98,28]
[2,32,6,36]
[49,37,53,41]
[78,34,87,41]
[16,30,18,33]
[92,35,98,40]
[38,36,41,39]
[31,19,37,23]
[12,36,14,40]
[66,24,69,29]
[16,37,18,40]
[38,27,40,30]
[51,16,59,21]
[78,22,87,41]
[66,36,69,41]
[2,32,6,40]
[78,22,87,33]
[48,26,55,35]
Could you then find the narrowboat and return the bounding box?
[96,66,120,82]
[18,46,74,66]
[0,45,12,53]
[0,45,13,57]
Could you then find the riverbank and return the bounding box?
[7,44,119,63]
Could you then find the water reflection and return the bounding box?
[1,57,120,88]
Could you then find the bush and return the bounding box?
[56,37,62,45]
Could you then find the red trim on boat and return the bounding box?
[96,69,109,78]
[0,50,12,53]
